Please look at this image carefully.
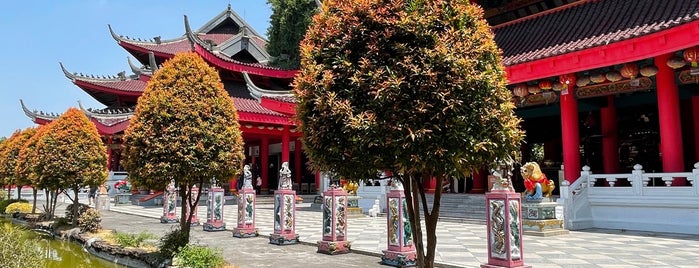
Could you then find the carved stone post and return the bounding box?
[382,180,416,267]
[317,185,351,254]
[482,178,530,268]
[269,162,299,245]
[160,181,178,223]
[184,185,200,226]
[233,186,258,237]
[204,187,226,231]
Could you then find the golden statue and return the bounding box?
[521,162,555,201]
[341,180,359,195]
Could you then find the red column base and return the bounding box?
[317,240,352,255]
[481,264,531,268]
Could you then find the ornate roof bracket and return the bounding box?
[242,72,293,101]
[184,15,200,51]
[127,56,144,75]
[148,51,159,72]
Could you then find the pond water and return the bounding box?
[1,218,125,268]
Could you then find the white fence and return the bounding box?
[559,163,699,234]
[8,188,91,206]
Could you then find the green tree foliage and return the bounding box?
[294,1,524,267]
[266,0,318,69]
[36,108,108,224]
[0,224,45,268]
[122,52,245,240]
[0,127,37,198]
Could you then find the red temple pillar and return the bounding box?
[261,137,270,193]
[106,136,113,171]
[281,126,290,163]
[422,176,437,193]
[559,74,581,183]
[315,172,321,193]
[655,54,685,185]
[471,169,487,193]
[294,139,302,186]
[601,96,619,173]
[693,96,699,163]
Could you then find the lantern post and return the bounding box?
[160,180,178,223]
[204,186,226,231]
[317,185,351,254]
[269,162,299,245]
[381,179,416,267]
[234,164,259,237]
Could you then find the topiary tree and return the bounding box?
[0,127,37,200]
[266,0,319,69]
[36,108,107,225]
[294,1,524,267]
[122,52,245,242]
[17,124,51,215]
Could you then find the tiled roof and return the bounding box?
[263,95,296,103]
[125,33,234,56]
[233,97,287,117]
[81,79,148,92]
[494,0,699,66]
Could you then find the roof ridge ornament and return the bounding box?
[148,51,159,72]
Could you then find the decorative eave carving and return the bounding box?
[109,24,185,45]
[60,62,134,82]
[575,77,653,99]
[242,72,293,101]
[20,99,59,121]
[678,69,699,84]
[514,91,558,107]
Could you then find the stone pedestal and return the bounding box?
[482,189,530,268]
[204,187,226,232]
[233,187,258,237]
[269,189,299,245]
[317,186,351,255]
[95,193,110,211]
[115,193,131,205]
[184,186,200,226]
[160,183,178,224]
[382,185,416,267]
[521,201,568,236]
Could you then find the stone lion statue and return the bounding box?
[521,162,555,201]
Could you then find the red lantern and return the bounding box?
[684,46,699,68]
[538,80,552,91]
[558,74,576,85]
[513,84,528,97]
[620,63,639,79]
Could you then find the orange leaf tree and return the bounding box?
[16,124,50,214]
[0,127,37,199]
[0,132,17,193]
[294,1,524,267]
[35,108,107,224]
[122,52,244,240]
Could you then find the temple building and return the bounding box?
[23,1,699,195]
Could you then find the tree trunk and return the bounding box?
[72,186,80,226]
[32,188,38,214]
[423,174,443,268]
[179,183,191,243]
[405,173,426,267]
[16,184,23,200]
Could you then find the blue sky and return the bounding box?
[0,1,272,138]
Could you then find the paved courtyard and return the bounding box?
[106,202,699,267]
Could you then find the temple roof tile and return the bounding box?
[494,0,699,66]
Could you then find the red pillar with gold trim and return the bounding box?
[559,74,581,183]
[655,54,685,185]
[601,96,619,173]
[261,137,270,193]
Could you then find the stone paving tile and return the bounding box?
[109,203,699,267]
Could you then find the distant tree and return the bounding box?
[266,0,318,69]
[122,52,245,242]
[36,108,107,225]
[294,1,524,267]
[0,132,16,193]
[16,125,49,213]
[0,127,37,199]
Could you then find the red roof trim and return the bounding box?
[260,97,296,115]
[194,43,298,78]
[93,119,130,135]
[505,19,699,84]
[238,111,294,126]
[74,80,143,96]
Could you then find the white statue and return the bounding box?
[278,162,292,189]
[243,164,253,189]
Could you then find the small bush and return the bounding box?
[0,199,27,214]
[65,203,90,222]
[0,189,7,200]
[51,217,71,229]
[5,202,32,214]
[78,208,102,233]
[0,224,45,268]
[159,227,189,259]
[111,231,157,248]
[172,244,224,268]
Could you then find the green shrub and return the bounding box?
[0,224,45,268]
[65,203,90,222]
[0,189,7,200]
[159,227,189,259]
[52,217,70,229]
[5,202,32,214]
[111,231,157,248]
[172,244,224,268]
[78,208,102,233]
[0,199,27,214]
